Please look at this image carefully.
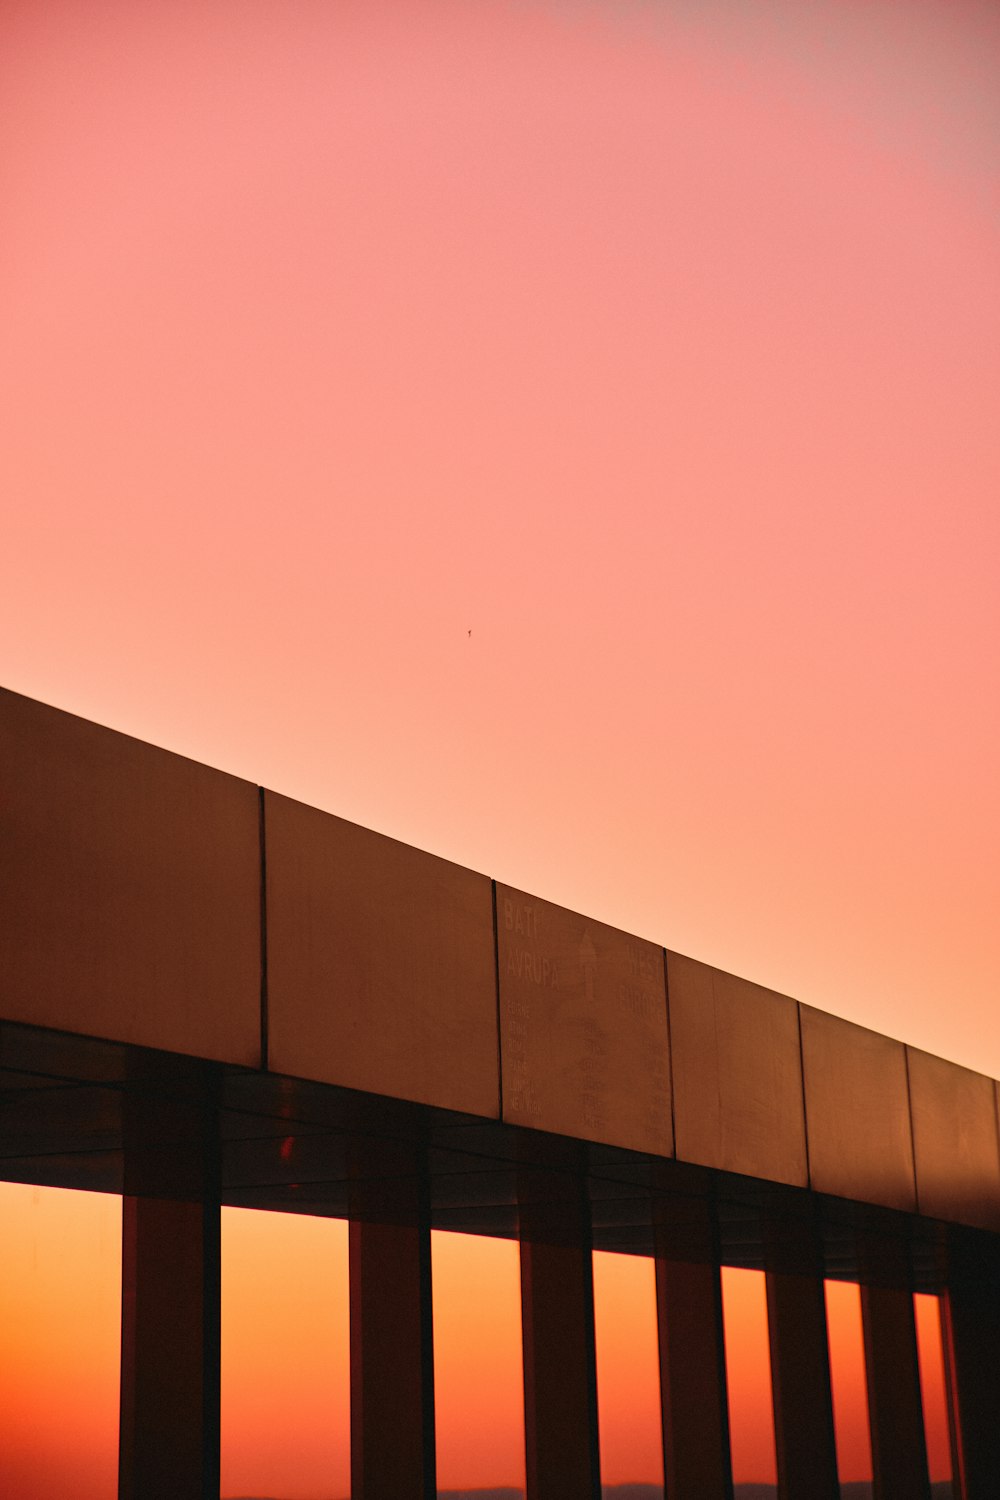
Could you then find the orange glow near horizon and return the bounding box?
[220,1207,350,1500]
[0,1183,976,1497]
[914,1292,954,1486]
[826,1278,873,1484]
[431,1229,525,1492]
[720,1266,777,1485]
[0,1182,120,1500]
[592,1250,663,1489]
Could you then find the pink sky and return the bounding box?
[2,0,998,1073]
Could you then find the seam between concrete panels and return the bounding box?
[796,1002,813,1190]
[662,946,677,1158]
[903,1043,920,1214]
[491,878,503,1121]
[258,786,270,1072]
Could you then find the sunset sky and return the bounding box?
[1,0,996,1493]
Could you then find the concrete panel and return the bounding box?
[264,792,498,1117]
[908,1048,1000,1231]
[0,689,261,1064]
[667,953,807,1187]
[497,886,671,1154]
[800,1007,915,1212]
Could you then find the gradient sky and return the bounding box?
[1,0,995,1492]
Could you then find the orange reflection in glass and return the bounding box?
[825,1278,873,1486]
[593,1250,664,1491]
[431,1229,525,1493]
[220,1207,349,1500]
[0,1181,121,1500]
[721,1265,777,1485]
[914,1292,954,1489]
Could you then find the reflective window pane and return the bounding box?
[721,1265,777,1486]
[432,1229,525,1495]
[825,1278,873,1492]
[221,1208,349,1499]
[593,1249,663,1494]
[914,1291,954,1494]
[0,1182,121,1500]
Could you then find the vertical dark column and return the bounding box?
[119,1198,220,1500]
[118,1060,221,1500]
[942,1229,1000,1500]
[518,1163,601,1500]
[859,1234,931,1500]
[764,1212,839,1500]
[654,1192,734,1500]
[349,1131,436,1500]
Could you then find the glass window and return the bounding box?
[221,1207,350,1500]
[721,1266,777,1487]
[593,1249,664,1494]
[914,1291,954,1495]
[431,1229,525,1495]
[0,1182,121,1500]
[825,1278,873,1494]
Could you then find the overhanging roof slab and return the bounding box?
[667,952,808,1188]
[908,1046,1000,1232]
[0,688,261,1066]
[801,1006,916,1214]
[263,790,499,1117]
[497,884,672,1155]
